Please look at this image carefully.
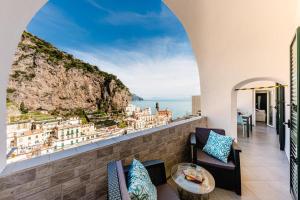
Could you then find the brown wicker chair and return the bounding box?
[190,127,242,195]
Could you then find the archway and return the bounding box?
[4,0,202,171]
[231,77,288,145]
[231,77,291,200]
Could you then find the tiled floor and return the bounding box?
[171,123,292,200]
[234,123,291,200]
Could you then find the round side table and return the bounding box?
[171,163,215,200]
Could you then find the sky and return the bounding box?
[27,0,200,100]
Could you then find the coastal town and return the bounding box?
[6,103,172,163]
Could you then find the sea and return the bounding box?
[131,99,192,120]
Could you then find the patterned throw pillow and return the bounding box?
[128,159,152,184]
[128,179,157,200]
[128,159,157,200]
[203,130,233,163]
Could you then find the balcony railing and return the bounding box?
[0,116,206,200]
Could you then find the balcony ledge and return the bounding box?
[1,116,204,177]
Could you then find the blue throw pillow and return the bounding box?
[203,130,233,163]
[128,159,157,200]
[128,159,152,184]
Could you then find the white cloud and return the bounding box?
[66,37,200,100]
[86,0,175,28]
[86,0,112,13]
[28,3,86,36]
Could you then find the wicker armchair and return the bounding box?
[107,160,180,200]
[190,127,242,195]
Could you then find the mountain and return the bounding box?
[131,94,144,101]
[7,31,131,116]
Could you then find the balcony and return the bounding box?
[0,117,291,200]
[0,116,205,199]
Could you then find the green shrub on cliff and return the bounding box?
[7,88,16,94]
[20,102,28,114]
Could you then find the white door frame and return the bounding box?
[254,90,273,126]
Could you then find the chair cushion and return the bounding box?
[195,128,226,149]
[203,130,233,163]
[197,150,235,170]
[157,184,180,200]
[128,159,157,200]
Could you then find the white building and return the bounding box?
[125,105,172,131]
[6,117,96,162]
[125,104,139,116]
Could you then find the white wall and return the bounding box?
[237,90,254,116]
[165,0,297,139]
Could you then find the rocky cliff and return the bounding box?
[131,94,144,101]
[7,31,131,115]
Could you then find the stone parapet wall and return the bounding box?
[0,117,207,200]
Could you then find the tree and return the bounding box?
[20,102,28,114]
[118,120,127,129]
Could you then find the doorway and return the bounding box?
[255,92,267,124]
[254,90,275,127]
